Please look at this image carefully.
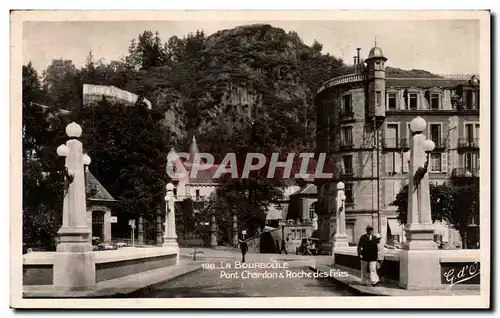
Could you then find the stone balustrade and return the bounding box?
[317,73,365,94]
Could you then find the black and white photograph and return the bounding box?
[10,10,490,309]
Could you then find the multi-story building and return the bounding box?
[314,44,480,248]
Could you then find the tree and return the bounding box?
[391,182,479,248]
[23,62,69,250]
[125,31,166,70]
[77,97,172,241]
[42,59,81,111]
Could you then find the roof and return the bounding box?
[86,171,116,202]
[291,184,317,196]
[367,46,386,60]
[386,77,469,89]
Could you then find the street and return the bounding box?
[129,251,355,298]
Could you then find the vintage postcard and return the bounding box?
[10,10,490,309]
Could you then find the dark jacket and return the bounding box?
[357,234,378,261]
[239,241,248,254]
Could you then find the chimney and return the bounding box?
[353,56,357,70]
[356,48,361,71]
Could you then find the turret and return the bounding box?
[364,42,387,122]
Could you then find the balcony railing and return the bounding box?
[340,110,355,118]
[339,141,354,149]
[383,138,409,150]
[340,169,354,176]
[458,138,479,149]
[317,73,365,94]
[429,138,447,150]
[451,168,480,178]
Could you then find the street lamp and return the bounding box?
[332,181,349,249]
[163,182,178,248]
[53,121,94,289]
[404,116,437,249]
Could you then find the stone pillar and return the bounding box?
[232,214,238,247]
[54,122,95,290]
[332,182,349,250]
[104,209,111,243]
[156,210,163,246]
[400,116,440,290]
[163,184,179,248]
[137,214,144,245]
[210,214,217,248]
[404,120,437,249]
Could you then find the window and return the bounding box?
[345,183,354,204]
[309,203,316,220]
[465,123,479,144]
[430,124,442,145]
[346,223,355,243]
[387,93,397,110]
[302,229,306,238]
[463,153,479,171]
[385,124,399,148]
[466,91,474,109]
[430,93,440,110]
[342,95,352,113]
[341,126,353,146]
[409,93,418,110]
[343,155,353,174]
[376,91,382,108]
[386,152,401,174]
[430,153,442,172]
[195,189,200,199]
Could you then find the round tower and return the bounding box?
[364,44,387,122]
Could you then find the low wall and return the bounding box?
[333,247,400,283]
[23,247,178,286]
[333,247,480,288]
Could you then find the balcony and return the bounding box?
[451,168,480,178]
[339,141,354,150]
[339,110,355,122]
[383,138,409,150]
[429,138,447,151]
[317,73,366,94]
[340,169,354,177]
[458,138,479,149]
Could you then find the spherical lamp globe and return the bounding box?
[422,139,436,153]
[82,154,91,165]
[410,116,426,133]
[56,144,70,157]
[166,183,175,191]
[337,181,345,190]
[66,122,82,138]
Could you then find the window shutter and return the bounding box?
[441,153,448,172]
[385,180,394,207]
[386,152,394,173]
[402,151,410,173]
[395,152,402,174]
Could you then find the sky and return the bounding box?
[22,19,480,75]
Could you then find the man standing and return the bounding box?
[279,237,288,255]
[357,226,380,286]
[238,239,248,263]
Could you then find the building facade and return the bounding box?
[314,45,480,248]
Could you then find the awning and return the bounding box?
[387,218,403,237]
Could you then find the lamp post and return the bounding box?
[53,122,95,289]
[332,182,349,249]
[403,116,437,250]
[163,182,179,249]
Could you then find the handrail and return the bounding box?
[317,73,365,94]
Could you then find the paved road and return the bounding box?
[134,253,355,298]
